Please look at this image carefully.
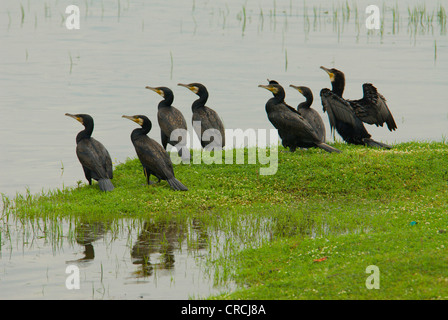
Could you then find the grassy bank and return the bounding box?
[2,141,448,299]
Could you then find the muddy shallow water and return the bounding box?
[0,0,447,299]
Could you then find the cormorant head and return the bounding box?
[145,86,174,101]
[122,115,151,128]
[320,66,346,96]
[65,113,93,127]
[320,66,345,84]
[258,83,285,98]
[267,79,279,85]
[177,82,208,97]
[289,85,313,99]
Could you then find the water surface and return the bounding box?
[0,0,447,299]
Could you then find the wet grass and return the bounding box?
[2,141,448,299]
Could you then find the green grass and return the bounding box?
[2,141,448,299]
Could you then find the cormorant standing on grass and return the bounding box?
[289,85,326,143]
[177,83,225,150]
[65,113,114,192]
[258,81,341,153]
[320,66,394,149]
[122,115,188,191]
[145,86,190,162]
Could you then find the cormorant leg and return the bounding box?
[144,168,156,185]
[82,166,92,185]
[161,131,169,150]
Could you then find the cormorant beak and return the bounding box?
[258,84,279,94]
[320,66,335,82]
[65,113,83,124]
[145,86,164,97]
[122,115,143,126]
[289,85,303,94]
[178,83,199,94]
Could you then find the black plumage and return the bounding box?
[145,86,190,162]
[122,115,188,191]
[289,85,326,143]
[320,66,396,131]
[65,113,114,192]
[178,83,225,150]
[320,66,393,149]
[348,83,397,131]
[258,82,341,153]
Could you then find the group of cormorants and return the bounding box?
[66,82,225,192]
[66,67,396,192]
[259,66,396,154]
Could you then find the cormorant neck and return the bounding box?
[131,123,151,141]
[273,89,285,103]
[159,95,174,108]
[192,92,208,111]
[76,124,93,144]
[158,99,172,109]
[331,78,345,97]
[266,93,285,109]
[298,94,313,109]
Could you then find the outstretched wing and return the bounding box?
[320,89,358,133]
[349,83,397,131]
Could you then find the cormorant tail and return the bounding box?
[167,178,188,191]
[363,138,392,149]
[316,143,342,153]
[98,179,114,192]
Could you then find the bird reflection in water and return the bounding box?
[131,219,208,278]
[66,220,109,264]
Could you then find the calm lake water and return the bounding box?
[0,0,447,299]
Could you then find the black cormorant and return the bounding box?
[65,113,114,192]
[177,83,225,150]
[122,115,188,191]
[320,66,393,149]
[145,86,190,162]
[289,85,326,143]
[320,66,397,131]
[258,82,341,153]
